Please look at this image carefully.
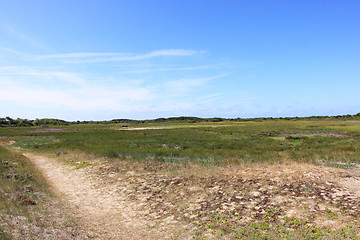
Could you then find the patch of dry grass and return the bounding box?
[0,146,88,239]
[58,151,360,239]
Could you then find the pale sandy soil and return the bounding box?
[19,151,360,239]
[23,153,192,240]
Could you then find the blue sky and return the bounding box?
[0,0,359,120]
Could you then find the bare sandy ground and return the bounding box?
[23,153,191,240]
[20,151,360,239]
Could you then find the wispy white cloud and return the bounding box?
[0,23,45,48]
[0,76,152,112]
[165,74,228,93]
[123,65,210,74]
[199,93,222,100]
[39,49,203,63]
[0,66,87,85]
[0,47,203,64]
[0,47,27,55]
[38,52,127,59]
[0,47,35,62]
[198,93,224,103]
[0,45,250,119]
[0,68,230,118]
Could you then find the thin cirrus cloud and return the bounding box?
[0,47,27,55]
[0,45,237,119]
[0,66,87,86]
[0,47,202,63]
[38,49,203,63]
[165,73,228,93]
[0,23,46,49]
[198,93,224,103]
[0,65,153,112]
[0,78,153,111]
[122,65,210,74]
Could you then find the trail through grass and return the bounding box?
[0,145,85,239]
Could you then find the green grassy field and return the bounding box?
[2,119,360,165]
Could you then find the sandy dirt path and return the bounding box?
[23,153,184,240]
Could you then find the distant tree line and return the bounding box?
[0,117,69,127]
[1,113,360,127]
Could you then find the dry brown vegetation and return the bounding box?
[40,150,360,239]
[0,145,89,240]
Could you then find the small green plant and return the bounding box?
[212,215,220,221]
[325,209,337,218]
[264,208,280,222]
[250,222,270,230]
[194,220,203,227]
[73,161,91,170]
[284,216,307,228]
[234,232,242,239]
